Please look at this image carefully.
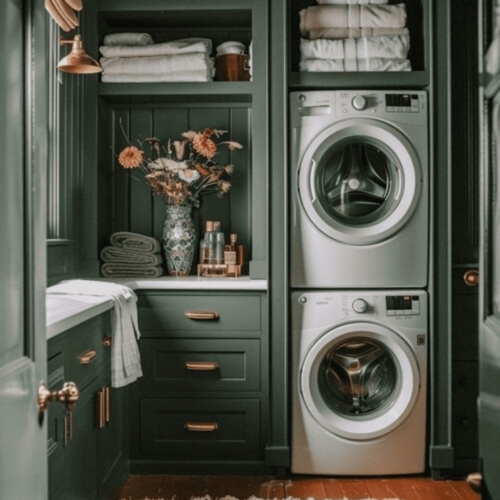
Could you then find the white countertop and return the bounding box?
[46,276,267,340]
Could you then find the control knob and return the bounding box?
[352,95,367,110]
[352,298,368,313]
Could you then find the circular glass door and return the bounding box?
[299,119,422,245]
[300,323,420,440]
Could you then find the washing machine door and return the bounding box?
[298,118,422,245]
[300,322,420,440]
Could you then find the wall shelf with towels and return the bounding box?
[288,0,431,89]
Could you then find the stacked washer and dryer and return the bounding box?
[289,90,429,475]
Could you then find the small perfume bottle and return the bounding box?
[224,233,238,265]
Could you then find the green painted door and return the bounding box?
[0,0,47,498]
[479,91,500,500]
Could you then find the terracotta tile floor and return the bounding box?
[117,474,480,500]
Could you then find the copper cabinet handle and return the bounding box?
[103,336,112,347]
[97,389,105,429]
[79,349,97,365]
[184,422,219,432]
[184,361,219,371]
[184,310,220,320]
[105,386,111,423]
[464,270,479,287]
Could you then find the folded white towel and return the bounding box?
[110,231,161,253]
[100,53,213,75]
[318,0,388,3]
[100,246,164,265]
[300,57,411,72]
[99,38,213,58]
[300,4,407,35]
[101,263,165,278]
[47,280,143,388]
[103,33,154,46]
[300,34,410,60]
[308,26,409,40]
[101,69,215,83]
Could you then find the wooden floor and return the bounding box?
[117,474,481,500]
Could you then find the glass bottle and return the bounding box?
[213,221,225,264]
[201,221,214,264]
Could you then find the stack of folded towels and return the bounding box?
[99,33,215,82]
[299,1,411,72]
[100,231,165,278]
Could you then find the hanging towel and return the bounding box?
[299,4,407,35]
[101,263,165,278]
[300,57,411,72]
[109,231,161,254]
[100,53,213,75]
[101,69,215,83]
[308,26,409,40]
[99,38,213,58]
[46,280,143,388]
[317,0,388,4]
[100,246,164,265]
[300,34,410,60]
[103,33,154,46]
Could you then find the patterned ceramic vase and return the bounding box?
[162,205,197,276]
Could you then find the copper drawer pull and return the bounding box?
[79,349,97,365]
[184,361,219,371]
[103,336,112,347]
[184,310,220,320]
[184,422,219,432]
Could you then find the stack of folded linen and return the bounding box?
[100,231,165,278]
[299,1,411,72]
[99,34,215,82]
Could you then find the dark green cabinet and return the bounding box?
[47,312,128,500]
[129,291,269,474]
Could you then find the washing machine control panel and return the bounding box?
[385,295,420,316]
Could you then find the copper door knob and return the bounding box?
[463,270,479,287]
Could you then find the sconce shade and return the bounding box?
[58,34,102,74]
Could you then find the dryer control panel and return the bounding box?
[385,295,421,316]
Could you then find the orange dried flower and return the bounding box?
[192,132,217,160]
[118,146,143,169]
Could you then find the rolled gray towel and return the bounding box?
[101,263,165,278]
[110,232,161,254]
[100,246,163,265]
[103,33,154,46]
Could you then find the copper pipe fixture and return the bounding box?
[58,34,102,74]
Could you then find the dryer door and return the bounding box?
[298,119,422,245]
[300,322,420,440]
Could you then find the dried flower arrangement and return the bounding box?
[118,128,243,207]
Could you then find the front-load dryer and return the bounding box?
[290,90,428,288]
[291,290,428,475]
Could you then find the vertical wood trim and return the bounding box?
[430,0,454,474]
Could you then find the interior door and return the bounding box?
[478,88,500,500]
[0,0,48,498]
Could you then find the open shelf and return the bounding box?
[288,0,431,89]
[289,70,430,90]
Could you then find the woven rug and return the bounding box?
[123,496,403,500]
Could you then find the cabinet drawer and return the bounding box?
[138,294,261,334]
[50,314,113,390]
[140,398,261,459]
[140,338,260,392]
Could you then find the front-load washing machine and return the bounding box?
[290,90,428,288]
[291,290,427,475]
